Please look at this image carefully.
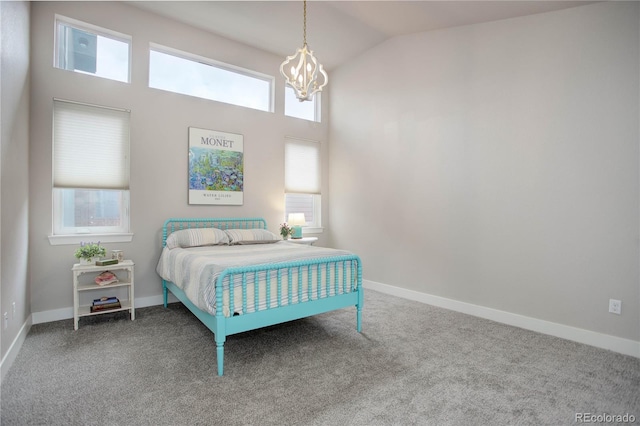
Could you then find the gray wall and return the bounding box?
[28,2,330,316]
[1,1,31,365]
[329,2,640,341]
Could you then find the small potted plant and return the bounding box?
[279,223,293,240]
[75,242,107,265]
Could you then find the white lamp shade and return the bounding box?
[288,213,306,226]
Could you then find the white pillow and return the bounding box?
[165,228,229,249]
[225,229,280,245]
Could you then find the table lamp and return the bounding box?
[287,213,306,239]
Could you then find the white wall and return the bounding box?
[329,2,639,343]
[1,0,31,373]
[29,2,330,316]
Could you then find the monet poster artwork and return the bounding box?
[188,127,244,205]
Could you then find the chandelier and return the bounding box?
[279,0,328,102]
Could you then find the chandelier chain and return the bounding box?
[303,0,307,46]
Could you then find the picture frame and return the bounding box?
[188,127,244,205]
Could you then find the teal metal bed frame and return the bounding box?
[161,217,363,376]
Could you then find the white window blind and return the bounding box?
[53,100,130,190]
[284,138,320,194]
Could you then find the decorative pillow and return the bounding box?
[165,228,229,249]
[225,229,280,245]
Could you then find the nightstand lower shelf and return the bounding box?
[77,300,133,317]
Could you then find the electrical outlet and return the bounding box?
[3,312,8,330]
[609,299,622,315]
[12,302,16,319]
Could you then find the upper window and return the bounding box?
[285,87,321,122]
[55,15,131,83]
[149,44,274,112]
[284,137,321,231]
[52,100,130,238]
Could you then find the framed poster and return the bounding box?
[188,127,244,205]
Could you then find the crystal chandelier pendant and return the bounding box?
[280,1,328,102]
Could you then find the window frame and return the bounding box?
[148,43,275,113]
[54,14,132,83]
[284,137,323,234]
[284,193,322,234]
[284,86,322,122]
[50,189,132,245]
[48,99,133,245]
[52,188,130,235]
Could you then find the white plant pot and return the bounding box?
[79,257,99,265]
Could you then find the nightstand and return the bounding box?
[72,260,135,330]
[288,237,318,245]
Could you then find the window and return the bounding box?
[284,137,321,231]
[285,87,321,122]
[51,99,131,242]
[149,44,274,112]
[55,15,131,83]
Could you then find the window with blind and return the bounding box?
[284,137,321,231]
[52,99,130,236]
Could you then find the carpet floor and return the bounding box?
[1,289,638,425]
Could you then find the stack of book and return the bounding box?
[90,296,121,312]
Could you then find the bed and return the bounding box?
[156,217,363,376]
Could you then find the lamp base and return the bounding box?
[291,226,303,239]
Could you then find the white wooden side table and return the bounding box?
[72,260,135,330]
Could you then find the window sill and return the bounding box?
[302,227,323,235]
[48,233,134,246]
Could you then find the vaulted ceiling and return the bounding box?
[129,1,597,70]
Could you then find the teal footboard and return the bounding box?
[160,217,363,376]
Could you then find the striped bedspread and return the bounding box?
[156,241,357,317]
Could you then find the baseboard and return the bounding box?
[31,293,179,324]
[1,315,32,383]
[363,279,640,359]
[32,306,73,324]
[29,282,639,358]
